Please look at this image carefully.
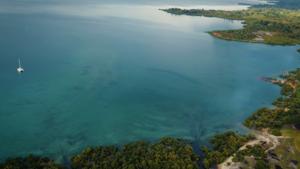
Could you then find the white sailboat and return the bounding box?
[17,58,24,73]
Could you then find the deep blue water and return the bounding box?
[0,0,300,161]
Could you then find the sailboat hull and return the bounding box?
[17,67,24,73]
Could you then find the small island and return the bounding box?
[162,8,300,46]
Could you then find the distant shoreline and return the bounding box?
[162,8,300,48]
[158,5,250,11]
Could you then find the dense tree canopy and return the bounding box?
[71,137,199,169]
[0,155,63,169]
[201,132,252,169]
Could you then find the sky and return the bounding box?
[0,0,267,6]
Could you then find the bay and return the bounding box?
[0,0,299,160]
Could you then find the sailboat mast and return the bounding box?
[17,57,24,73]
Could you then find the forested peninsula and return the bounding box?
[162,8,300,48]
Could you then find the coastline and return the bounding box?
[162,8,300,48]
[206,68,300,169]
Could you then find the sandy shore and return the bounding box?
[218,130,283,169]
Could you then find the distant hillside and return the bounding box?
[253,0,300,9]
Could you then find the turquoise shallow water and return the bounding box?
[0,1,300,160]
